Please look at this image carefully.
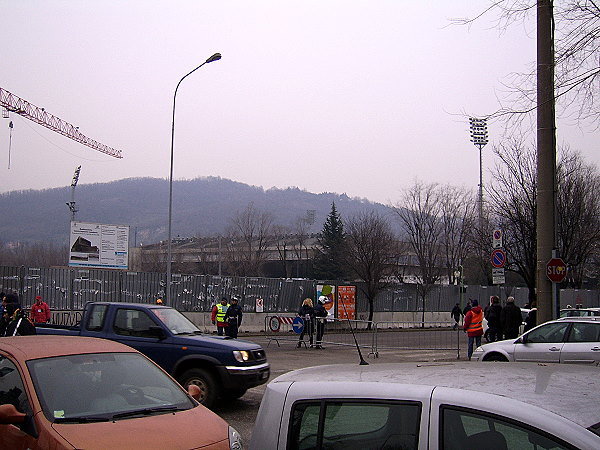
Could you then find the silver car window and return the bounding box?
[526,322,570,344]
[567,323,600,343]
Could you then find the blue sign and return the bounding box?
[292,317,304,334]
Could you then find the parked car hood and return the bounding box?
[51,406,229,450]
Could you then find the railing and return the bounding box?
[374,321,461,359]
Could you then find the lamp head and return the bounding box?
[206,53,222,63]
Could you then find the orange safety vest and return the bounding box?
[467,310,484,334]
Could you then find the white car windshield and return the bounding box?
[28,352,194,422]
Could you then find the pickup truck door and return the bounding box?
[110,307,181,371]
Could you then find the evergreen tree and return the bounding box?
[312,202,347,280]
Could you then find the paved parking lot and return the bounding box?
[213,335,460,444]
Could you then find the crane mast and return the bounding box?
[1,87,122,159]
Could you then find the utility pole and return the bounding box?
[536,0,556,324]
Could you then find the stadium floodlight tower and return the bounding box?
[469,117,489,226]
[67,165,81,222]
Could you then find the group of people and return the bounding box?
[1,292,51,337]
[297,296,328,349]
[457,296,525,360]
[211,296,244,338]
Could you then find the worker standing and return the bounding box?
[211,297,230,336]
[30,296,51,324]
[297,298,315,348]
[225,297,243,338]
[314,296,328,349]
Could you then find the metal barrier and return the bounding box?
[265,315,378,357]
[374,321,461,359]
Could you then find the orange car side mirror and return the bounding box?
[0,404,26,424]
[187,384,201,402]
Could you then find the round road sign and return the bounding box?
[292,317,304,334]
[547,258,567,283]
[490,249,507,268]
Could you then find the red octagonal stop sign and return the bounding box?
[546,257,567,283]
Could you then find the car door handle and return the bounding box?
[549,347,561,351]
[591,347,600,351]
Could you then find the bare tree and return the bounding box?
[487,138,538,303]
[290,214,313,278]
[272,225,292,278]
[438,185,477,284]
[394,181,444,324]
[226,203,274,276]
[0,241,68,267]
[557,149,600,287]
[455,1,600,128]
[344,211,397,324]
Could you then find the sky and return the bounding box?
[1,1,598,206]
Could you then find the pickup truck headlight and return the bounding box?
[229,425,244,449]
[233,350,250,362]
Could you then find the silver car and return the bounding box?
[472,317,600,364]
[250,362,600,449]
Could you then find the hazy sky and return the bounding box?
[1,1,598,205]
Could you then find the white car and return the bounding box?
[472,317,600,364]
[250,362,600,449]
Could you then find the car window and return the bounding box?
[113,308,159,337]
[441,406,576,450]
[27,352,194,421]
[86,303,108,331]
[288,400,421,450]
[526,322,570,344]
[567,323,600,342]
[0,355,33,426]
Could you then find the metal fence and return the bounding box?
[2,264,599,314]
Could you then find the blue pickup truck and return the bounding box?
[36,302,270,408]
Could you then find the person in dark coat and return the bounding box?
[297,298,315,348]
[225,297,243,338]
[451,303,463,330]
[3,303,36,336]
[314,296,328,349]
[462,300,472,317]
[523,301,537,333]
[501,296,523,339]
[485,296,503,342]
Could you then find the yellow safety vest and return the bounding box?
[216,303,229,323]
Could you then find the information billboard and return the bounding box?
[69,221,129,269]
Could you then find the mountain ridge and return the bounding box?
[1,177,399,245]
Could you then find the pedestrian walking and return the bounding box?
[297,298,315,348]
[462,299,472,317]
[211,297,230,336]
[451,303,463,330]
[523,301,537,333]
[463,299,484,361]
[501,296,522,339]
[485,296,503,342]
[314,296,328,349]
[225,297,243,338]
[30,295,51,324]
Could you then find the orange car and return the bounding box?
[0,336,243,449]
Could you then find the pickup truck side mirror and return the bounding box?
[149,326,167,340]
[0,404,26,425]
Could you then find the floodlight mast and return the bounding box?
[469,117,489,227]
[67,165,81,221]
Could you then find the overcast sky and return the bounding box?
[1,1,598,205]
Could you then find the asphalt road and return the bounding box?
[212,334,460,445]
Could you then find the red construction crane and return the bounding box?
[1,87,122,159]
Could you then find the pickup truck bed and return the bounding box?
[37,302,269,408]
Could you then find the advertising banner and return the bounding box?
[338,285,356,320]
[316,284,335,319]
[69,221,129,269]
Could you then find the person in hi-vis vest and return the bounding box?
[211,297,230,336]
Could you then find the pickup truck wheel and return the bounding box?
[179,369,217,408]
[222,388,247,400]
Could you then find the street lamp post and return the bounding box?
[166,53,221,305]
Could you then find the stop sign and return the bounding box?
[546,257,567,283]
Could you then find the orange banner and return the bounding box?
[338,285,356,320]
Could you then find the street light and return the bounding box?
[469,117,489,227]
[166,52,221,305]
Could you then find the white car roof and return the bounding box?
[270,362,600,429]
